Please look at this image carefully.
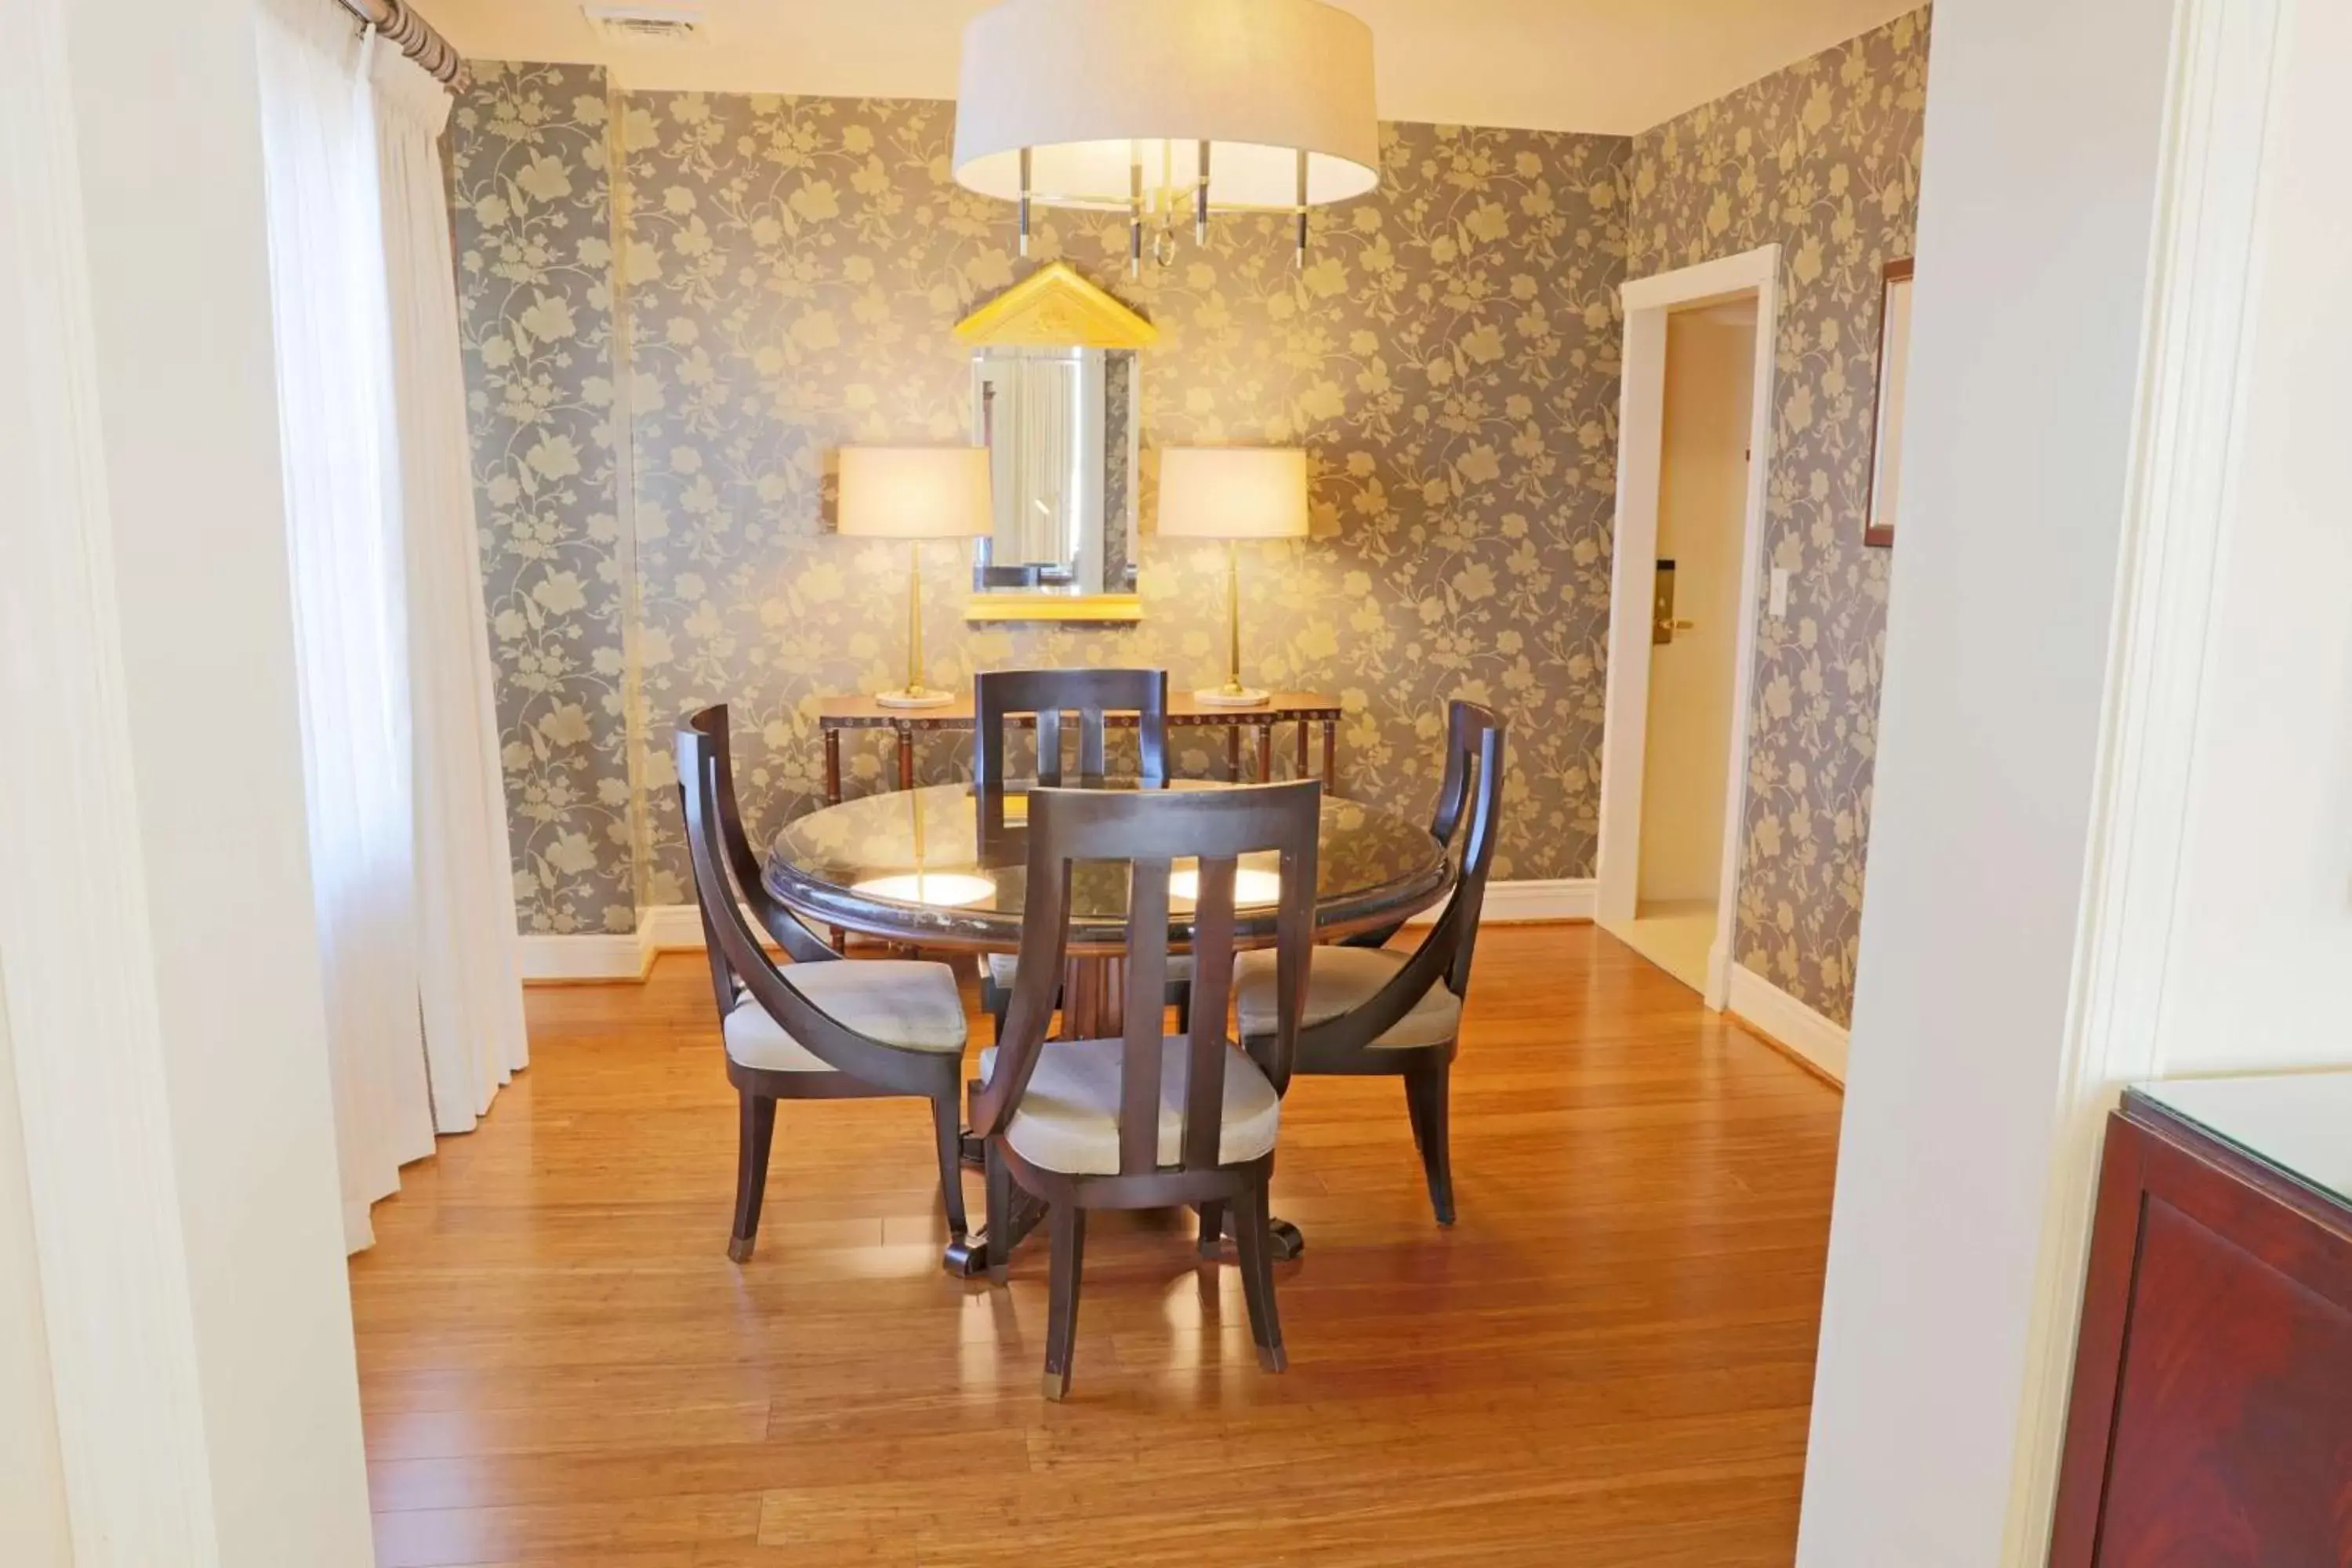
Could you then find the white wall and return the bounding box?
[0,977,73,1568]
[1639,309,1755,907]
[1795,0,2180,1561]
[2154,0,2352,1076]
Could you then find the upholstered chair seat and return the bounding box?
[1233,946,1461,1050]
[723,960,968,1072]
[976,1036,1279,1177]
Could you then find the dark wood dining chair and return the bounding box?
[970,779,1321,1399]
[971,668,1186,1039]
[971,666,1169,788]
[1338,698,1484,951]
[1236,700,1505,1226]
[679,706,972,1263]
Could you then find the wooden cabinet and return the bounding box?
[2052,1088,2352,1566]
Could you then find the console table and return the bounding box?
[815,690,1341,803]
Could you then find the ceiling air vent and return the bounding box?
[582,4,706,45]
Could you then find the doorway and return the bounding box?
[1597,245,1779,1008]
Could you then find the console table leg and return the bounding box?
[1256,722,1274,783]
[1322,720,1337,791]
[896,722,915,791]
[1294,720,1308,782]
[1226,727,1242,781]
[823,728,843,805]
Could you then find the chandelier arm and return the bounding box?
[1196,140,1212,243]
[1294,148,1310,269]
[1128,158,1145,278]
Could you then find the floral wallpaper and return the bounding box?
[448,19,1928,1010]
[449,63,637,934]
[452,75,1630,920]
[1628,8,1931,1023]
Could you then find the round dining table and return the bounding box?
[763,779,1454,1274]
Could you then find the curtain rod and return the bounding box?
[336,0,462,85]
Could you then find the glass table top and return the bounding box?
[763,781,1453,951]
[2133,1071,2352,1209]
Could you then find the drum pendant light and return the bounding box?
[951,0,1381,274]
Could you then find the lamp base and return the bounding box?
[875,687,957,710]
[1193,685,1271,708]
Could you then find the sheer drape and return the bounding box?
[372,48,531,1134]
[1004,356,1076,566]
[256,1,528,1252]
[255,0,432,1251]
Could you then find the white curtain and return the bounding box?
[1002,356,1075,566]
[371,46,532,1136]
[255,1,528,1252]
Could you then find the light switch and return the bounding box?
[1769,566,1790,618]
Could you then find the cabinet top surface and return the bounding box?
[2134,1072,2352,1208]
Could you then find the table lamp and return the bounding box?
[1156,446,1310,706]
[837,446,994,709]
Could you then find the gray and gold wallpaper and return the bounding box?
[451,67,635,935]
[452,15,1929,1029]
[454,65,1630,925]
[1630,8,1929,1024]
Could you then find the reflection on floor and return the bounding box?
[1605,898,1716,995]
[348,924,1840,1566]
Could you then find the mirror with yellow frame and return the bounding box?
[956,263,1155,622]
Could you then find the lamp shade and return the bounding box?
[837,447,994,540]
[1156,447,1311,541]
[953,0,1380,212]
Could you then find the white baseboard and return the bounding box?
[637,903,709,953]
[1725,963,1849,1084]
[1406,877,1595,924]
[519,878,1597,982]
[517,931,652,982]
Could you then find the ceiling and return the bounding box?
[419,0,1920,136]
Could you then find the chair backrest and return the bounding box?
[1306,702,1506,1049]
[677,707,835,974]
[1425,700,1508,997]
[676,714,939,1095]
[970,780,1322,1178]
[1427,697,1491,850]
[973,668,1169,787]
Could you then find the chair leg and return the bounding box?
[1196,1200,1226,1258]
[1408,1064,1457,1226]
[1042,1202,1087,1400]
[929,1095,969,1244]
[1232,1178,1287,1373]
[984,1140,1014,1285]
[1403,1072,1428,1152]
[728,1092,777,1263]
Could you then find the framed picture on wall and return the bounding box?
[1864,257,1915,548]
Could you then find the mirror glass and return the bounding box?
[970,347,1138,600]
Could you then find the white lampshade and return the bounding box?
[837,447,993,540]
[953,0,1380,212]
[1156,448,1311,541]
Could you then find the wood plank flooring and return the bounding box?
[350,925,1842,1566]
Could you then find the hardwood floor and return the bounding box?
[350,925,1842,1566]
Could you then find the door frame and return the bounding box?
[1595,243,1780,1009]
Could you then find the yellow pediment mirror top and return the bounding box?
[955,262,1159,350]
